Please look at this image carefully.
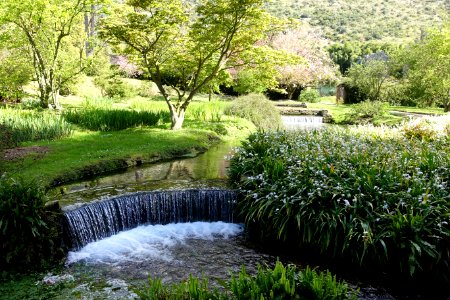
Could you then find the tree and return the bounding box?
[270,26,337,99]
[401,22,450,112]
[346,60,390,102]
[327,42,359,75]
[0,0,103,108]
[0,25,33,101]
[101,0,291,129]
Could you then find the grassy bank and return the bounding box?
[1,95,255,187]
[2,116,254,188]
[3,128,218,187]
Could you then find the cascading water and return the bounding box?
[63,189,237,250]
[281,115,325,130]
[282,115,323,126]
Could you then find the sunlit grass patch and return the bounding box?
[0,107,72,146]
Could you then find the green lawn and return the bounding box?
[4,128,219,187]
[276,97,448,124]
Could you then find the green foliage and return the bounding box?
[0,107,73,147]
[298,89,321,103]
[63,106,168,131]
[398,21,450,112]
[380,80,416,106]
[137,81,161,98]
[234,69,274,95]
[265,0,446,43]
[0,177,63,272]
[101,0,290,129]
[187,101,230,122]
[94,76,136,99]
[346,60,390,102]
[346,100,388,123]
[225,94,283,130]
[400,119,442,141]
[0,49,32,102]
[136,261,357,300]
[0,0,104,107]
[230,128,450,283]
[137,275,222,300]
[84,50,112,77]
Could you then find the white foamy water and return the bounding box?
[67,222,243,265]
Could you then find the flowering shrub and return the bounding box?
[401,116,450,141]
[230,127,450,283]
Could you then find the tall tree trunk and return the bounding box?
[84,5,97,57]
[38,82,51,108]
[170,107,186,130]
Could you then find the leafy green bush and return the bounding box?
[0,49,32,102]
[137,81,161,98]
[0,108,72,146]
[63,107,169,131]
[0,177,63,272]
[224,94,283,130]
[346,100,387,123]
[94,76,136,99]
[136,261,357,300]
[298,89,321,103]
[230,128,450,283]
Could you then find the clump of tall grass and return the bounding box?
[225,94,283,130]
[130,98,230,122]
[187,100,230,122]
[0,107,72,147]
[63,107,169,131]
[230,127,450,283]
[136,261,357,300]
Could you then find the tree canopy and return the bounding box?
[101,0,294,129]
[400,21,450,112]
[0,0,103,108]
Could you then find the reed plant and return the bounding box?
[0,107,72,146]
[136,261,357,299]
[130,98,230,122]
[230,127,450,283]
[63,107,170,131]
[187,100,230,122]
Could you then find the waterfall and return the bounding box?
[63,189,237,250]
[281,115,324,130]
[282,115,323,124]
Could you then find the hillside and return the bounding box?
[265,0,449,42]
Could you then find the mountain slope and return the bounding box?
[265,0,449,42]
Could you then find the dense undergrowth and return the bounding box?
[0,177,64,273]
[230,127,450,288]
[137,261,357,300]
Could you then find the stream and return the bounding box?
[46,143,278,299]
[46,136,432,299]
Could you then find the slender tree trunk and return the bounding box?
[170,107,186,130]
[38,84,50,108]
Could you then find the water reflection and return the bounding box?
[49,143,236,207]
